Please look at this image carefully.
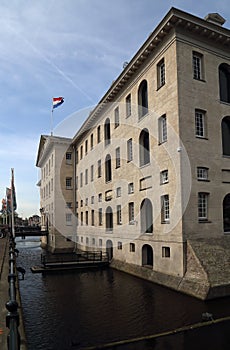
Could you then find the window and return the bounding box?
[193,52,203,80]
[66,177,72,189]
[198,192,209,221]
[106,206,113,231]
[76,150,79,164]
[115,147,120,168]
[104,118,111,146]
[141,198,153,233]
[90,133,94,149]
[127,138,133,162]
[116,187,121,198]
[80,173,83,187]
[91,210,95,226]
[129,202,134,224]
[105,154,112,182]
[197,167,209,181]
[161,195,170,223]
[80,199,83,207]
[105,190,112,201]
[219,63,230,103]
[85,139,88,154]
[223,194,230,232]
[126,94,131,117]
[158,115,167,144]
[66,202,72,208]
[66,213,72,226]
[91,165,94,182]
[114,107,119,128]
[128,182,134,194]
[130,243,135,252]
[222,116,230,156]
[117,241,122,250]
[99,239,102,247]
[98,193,102,202]
[138,80,148,118]
[85,211,88,225]
[160,170,168,184]
[85,169,88,185]
[99,208,103,226]
[85,198,88,206]
[81,236,83,242]
[91,196,94,204]
[92,238,95,245]
[139,129,150,166]
[86,237,89,244]
[97,126,101,143]
[195,110,206,138]
[157,58,165,88]
[66,152,72,164]
[117,205,122,225]
[98,159,102,178]
[80,145,83,159]
[162,246,170,258]
[80,212,83,226]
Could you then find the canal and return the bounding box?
[16,237,230,350]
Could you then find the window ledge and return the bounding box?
[140,162,150,169]
[222,155,230,159]
[156,83,165,91]
[196,136,208,140]
[197,179,210,182]
[198,219,211,223]
[219,100,230,106]
[193,78,206,83]
[161,221,170,224]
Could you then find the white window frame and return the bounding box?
[198,192,209,221]
[127,138,133,162]
[197,167,209,181]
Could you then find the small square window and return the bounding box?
[130,243,135,252]
[160,170,168,184]
[128,182,134,194]
[197,167,208,181]
[162,246,170,258]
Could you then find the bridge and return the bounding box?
[15,226,48,237]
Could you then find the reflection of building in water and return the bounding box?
[36,8,230,299]
[36,135,75,252]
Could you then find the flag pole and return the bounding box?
[11,168,15,238]
[51,99,53,136]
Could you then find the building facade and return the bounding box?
[36,135,75,252]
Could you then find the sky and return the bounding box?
[0,0,229,218]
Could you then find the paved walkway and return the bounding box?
[0,237,27,350]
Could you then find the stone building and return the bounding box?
[36,8,230,299]
[36,135,75,252]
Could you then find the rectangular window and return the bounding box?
[195,110,206,138]
[66,152,72,164]
[85,211,88,225]
[117,205,122,225]
[80,145,83,159]
[85,169,88,185]
[90,133,94,149]
[80,199,83,207]
[80,212,83,226]
[85,140,88,154]
[91,196,94,204]
[115,147,121,168]
[91,210,95,226]
[128,182,134,194]
[162,246,170,258]
[85,198,88,206]
[98,159,102,177]
[160,170,169,184]
[76,150,79,164]
[116,187,121,198]
[193,52,203,80]
[129,202,134,224]
[127,138,133,162]
[197,167,209,181]
[66,177,72,189]
[161,195,170,223]
[198,192,209,221]
[98,193,102,202]
[126,94,131,117]
[97,126,101,143]
[66,213,72,226]
[99,208,103,226]
[157,58,165,88]
[114,107,119,128]
[91,165,94,182]
[80,173,83,187]
[159,114,167,144]
[117,241,122,250]
[99,239,102,247]
[130,243,135,252]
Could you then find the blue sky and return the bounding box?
[0,0,229,218]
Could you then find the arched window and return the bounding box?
[219,63,230,103]
[142,244,153,268]
[105,154,112,182]
[140,198,153,233]
[223,194,230,232]
[138,80,148,118]
[104,118,111,146]
[106,207,113,232]
[221,116,230,156]
[139,129,150,166]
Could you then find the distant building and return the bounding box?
[36,8,230,299]
[36,135,75,252]
[28,215,40,226]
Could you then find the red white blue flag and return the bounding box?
[52,97,64,109]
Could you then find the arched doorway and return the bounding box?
[106,240,113,260]
[106,206,113,232]
[140,198,153,233]
[223,194,230,232]
[142,244,153,268]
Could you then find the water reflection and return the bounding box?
[16,237,230,350]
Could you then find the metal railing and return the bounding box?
[5,235,22,350]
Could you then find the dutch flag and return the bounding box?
[52,97,64,109]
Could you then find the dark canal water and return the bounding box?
[16,237,230,350]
